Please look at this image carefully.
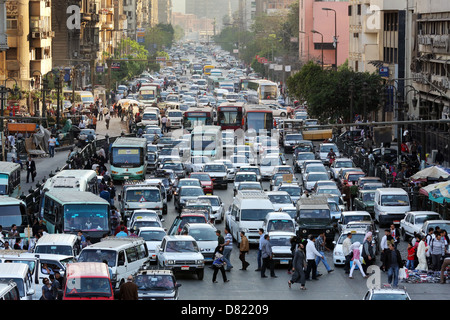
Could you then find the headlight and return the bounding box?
[239,228,248,233]
[325,229,330,233]
[335,251,343,257]
[301,229,307,233]
[167,260,175,265]
[196,260,204,265]
[379,211,387,215]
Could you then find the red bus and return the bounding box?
[63,262,114,300]
[243,104,274,135]
[182,106,214,131]
[217,102,245,131]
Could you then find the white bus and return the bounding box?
[190,125,222,162]
[42,169,99,195]
[247,79,278,105]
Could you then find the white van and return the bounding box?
[0,263,35,300]
[374,188,410,227]
[226,191,275,244]
[42,169,99,195]
[262,211,297,234]
[167,109,183,129]
[77,237,149,288]
[34,234,80,258]
[141,107,160,126]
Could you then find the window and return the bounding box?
[357,4,361,15]
[6,19,17,30]
[348,5,352,16]
[126,246,138,263]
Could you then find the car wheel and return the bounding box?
[280,112,286,117]
[197,269,204,280]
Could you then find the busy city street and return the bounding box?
[0,0,450,305]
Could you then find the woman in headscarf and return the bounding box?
[349,242,368,279]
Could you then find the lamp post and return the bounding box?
[311,29,323,70]
[322,7,337,70]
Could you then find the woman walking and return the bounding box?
[288,239,307,290]
[349,242,368,279]
[212,245,229,283]
[416,235,429,271]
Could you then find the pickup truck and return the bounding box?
[156,235,205,280]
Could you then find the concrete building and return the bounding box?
[298,0,349,69]
[158,0,172,24]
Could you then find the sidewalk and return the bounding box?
[19,116,129,194]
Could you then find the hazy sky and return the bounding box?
[172,0,185,13]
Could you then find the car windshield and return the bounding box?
[267,220,295,233]
[371,293,410,300]
[414,214,439,224]
[317,188,340,196]
[344,215,372,224]
[239,183,261,190]
[65,277,112,298]
[163,162,183,170]
[306,166,326,173]
[165,240,199,252]
[335,161,354,168]
[299,209,330,219]
[297,153,315,160]
[78,249,117,268]
[337,233,365,244]
[279,187,301,196]
[268,194,292,203]
[190,174,210,181]
[269,236,292,247]
[307,173,329,181]
[189,228,217,241]
[203,165,226,172]
[126,190,161,202]
[320,145,337,153]
[180,188,204,196]
[139,230,166,241]
[179,180,201,187]
[380,195,409,206]
[261,157,280,166]
[286,134,303,141]
[362,192,376,201]
[201,198,219,206]
[235,174,257,182]
[133,220,161,229]
[347,174,365,181]
[135,274,174,290]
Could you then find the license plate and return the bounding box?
[181,266,190,270]
[280,260,289,264]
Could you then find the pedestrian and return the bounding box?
[361,232,375,274]
[115,226,128,238]
[406,242,415,270]
[260,234,276,278]
[384,243,403,287]
[212,245,229,283]
[77,230,87,248]
[161,115,168,133]
[8,224,19,238]
[105,112,111,129]
[435,149,444,165]
[119,275,138,300]
[13,237,21,249]
[343,232,353,274]
[222,227,233,271]
[216,230,224,247]
[255,228,264,272]
[440,256,450,284]
[288,239,307,290]
[49,274,61,300]
[349,181,358,209]
[48,135,56,158]
[349,242,367,279]
[416,235,429,271]
[232,230,248,270]
[429,231,447,271]
[390,224,400,249]
[26,155,36,183]
[342,183,351,210]
[314,232,333,275]
[305,234,323,281]
[54,271,64,299]
[41,278,54,300]
[380,229,390,271]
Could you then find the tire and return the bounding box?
[197,269,204,280]
[280,112,286,117]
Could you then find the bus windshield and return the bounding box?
[192,134,216,151]
[111,147,143,166]
[218,108,242,125]
[260,85,277,100]
[0,205,27,228]
[247,112,273,132]
[63,204,109,232]
[184,115,211,130]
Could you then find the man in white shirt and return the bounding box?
[343,232,353,274]
[380,229,390,271]
[305,235,324,280]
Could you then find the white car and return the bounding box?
[230,155,250,170]
[318,143,340,164]
[137,226,167,262]
[156,235,205,280]
[198,195,225,223]
[399,211,441,241]
[269,231,297,265]
[332,231,365,266]
[233,172,259,193]
[260,155,282,180]
[276,183,302,203]
[266,191,294,211]
[181,223,218,263]
[302,172,330,191]
[330,158,356,180]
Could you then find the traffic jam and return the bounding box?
[0,42,448,301]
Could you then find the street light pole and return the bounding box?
[311,30,323,70]
[322,8,337,70]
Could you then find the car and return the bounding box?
[330,158,355,180]
[419,220,450,238]
[229,154,250,170]
[270,172,297,191]
[338,211,373,234]
[129,216,164,232]
[202,162,228,189]
[128,209,162,227]
[283,133,304,153]
[214,159,235,181]
[238,166,261,181]
[372,148,398,164]
[302,172,330,192]
[277,183,302,203]
[198,195,225,223]
[234,181,263,196]
[156,235,205,280]
[353,190,376,217]
[268,231,297,265]
[400,211,442,241]
[260,155,283,180]
[174,186,205,213]
[168,210,209,235]
[340,171,366,190]
[181,223,218,262]
[160,161,188,179]
[332,230,365,266]
[360,182,384,191]
[135,269,181,300]
[189,172,214,194]
[358,177,383,190]
[340,221,379,253]
[137,226,167,262]
[266,191,294,211]
[318,143,340,165]
[363,285,411,300]
[300,159,323,174]
[294,152,316,173]
[233,172,258,193]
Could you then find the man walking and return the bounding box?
[305,235,324,281]
[260,234,276,278]
[342,232,353,274]
[255,228,264,271]
[429,232,447,271]
[26,155,36,183]
[223,227,233,271]
[239,231,250,270]
[384,243,403,288]
[314,232,334,275]
[119,275,138,300]
[48,135,56,158]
